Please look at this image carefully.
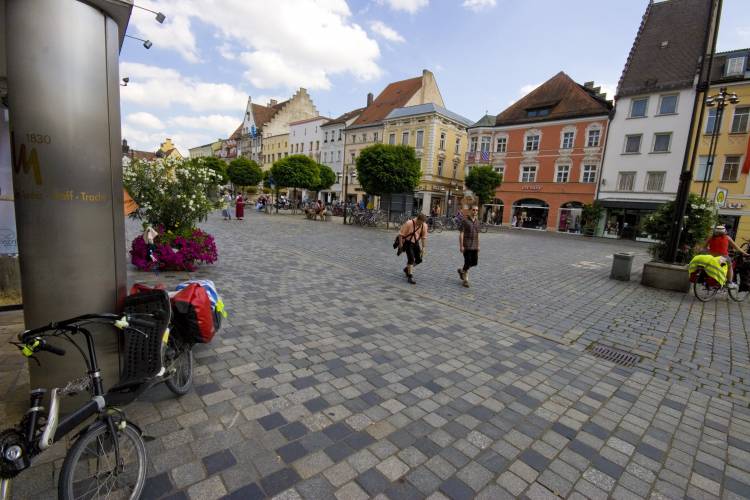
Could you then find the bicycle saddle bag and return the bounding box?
[171,283,216,343]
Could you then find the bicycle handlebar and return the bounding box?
[18,312,157,343]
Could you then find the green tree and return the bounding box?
[581,201,604,235]
[355,144,421,196]
[270,155,321,212]
[313,164,337,196]
[200,156,229,184]
[227,157,262,188]
[642,194,717,263]
[464,165,503,207]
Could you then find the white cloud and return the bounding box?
[380,0,429,13]
[462,0,496,11]
[370,21,405,43]
[129,5,199,63]
[120,62,247,111]
[138,0,382,91]
[126,112,165,130]
[218,43,236,60]
[169,114,239,134]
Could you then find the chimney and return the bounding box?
[269,99,278,106]
[367,92,374,106]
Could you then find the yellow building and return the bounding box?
[344,70,444,205]
[262,133,289,170]
[383,103,472,215]
[157,138,183,159]
[689,49,750,242]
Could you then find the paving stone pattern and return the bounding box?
[3,212,750,499]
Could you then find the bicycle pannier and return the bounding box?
[171,283,216,343]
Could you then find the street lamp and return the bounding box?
[134,4,166,23]
[700,87,739,199]
[342,164,349,224]
[125,34,152,49]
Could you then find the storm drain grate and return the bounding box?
[587,343,641,367]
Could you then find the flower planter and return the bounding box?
[641,261,689,293]
[130,227,217,272]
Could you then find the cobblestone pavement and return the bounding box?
[3,211,750,499]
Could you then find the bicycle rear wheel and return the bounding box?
[693,279,719,302]
[59,420,146,500]
[165,335,194,396]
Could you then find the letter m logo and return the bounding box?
[10,132,43,185]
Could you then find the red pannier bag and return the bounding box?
[171,283,216,343]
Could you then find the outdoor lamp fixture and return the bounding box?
[134,4,166,23]
[700,87,740,198]
[125,34,153,49]
[120,77,129,87]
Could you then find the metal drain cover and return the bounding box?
[587,343,641,367]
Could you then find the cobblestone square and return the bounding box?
[2,211,750,499]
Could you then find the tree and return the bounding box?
[270,155,321,212]
[313,164,337,196]
[581,201,604,236]
[355,144,421,196]
[642,194,717,263]
[227,157,262,188]
[465,165,503,207]
[201,156,229,184]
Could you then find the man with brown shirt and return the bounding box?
[458,206,480,288]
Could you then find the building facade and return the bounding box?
[690,49,750,241]
[383,103,472,215]
[467,72,611,231]
[289,116,330,163]
[597,0,712,239]
[321,107,364,200]
[343,70,444,205]
[262,133,288,169]
[260,89,318,170]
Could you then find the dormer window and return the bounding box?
[526,107,551,118]
[726,57,746,76]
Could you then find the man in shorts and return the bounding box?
[458,206,480,287]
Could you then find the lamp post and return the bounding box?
[700,87,739,199]
[342,164,349,224]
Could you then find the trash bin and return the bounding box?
[611,252,634,281]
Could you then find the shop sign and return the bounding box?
[714,187,728,208]
[727,202,745,209]
[521,184,543,192]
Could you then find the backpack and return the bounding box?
[171,283,216,343]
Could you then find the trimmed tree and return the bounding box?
[465,165,503,214]
[356,144,421,227]
[314,164,337,199]
[227,157,262,189]
[201,156,229,184]
[642,194,717,263]
[270,155,321,213]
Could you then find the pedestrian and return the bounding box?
[235,192,245,220]
[397,213,428,285]
[221,191,232,221]
[511,214,517,228]
[457,205,480,288]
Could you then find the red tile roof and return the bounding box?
[350,76,422,128]
[325,107,366,126]
[129,149,157,161]
[494,72,612,127]
[251,100,289,131]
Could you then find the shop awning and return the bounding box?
[598,200,664,210]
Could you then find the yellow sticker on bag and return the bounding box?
[162,328,170,344]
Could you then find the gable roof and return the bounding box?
[385,103,473,127]
[251,100,289,131]
[350,76,423,128]
[617,0,712,98]
[494,72,612,127]
[324,107,366,126]
[128,149,157,161]
[229,123,243,140]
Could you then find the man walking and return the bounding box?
[458,206,480,287]
[398,213,428,284]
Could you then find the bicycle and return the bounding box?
[427,216,444,233]
[0,290,176,499]
[692,254,750,303]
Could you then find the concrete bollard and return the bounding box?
[611,252,634,281]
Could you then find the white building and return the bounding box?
[321,107,364,201]
[288,116,329,163]
[597,0,712,239]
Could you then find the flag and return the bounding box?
[480,150,490,162]
[250,125,257,138]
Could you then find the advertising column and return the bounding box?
[6,0,127,393]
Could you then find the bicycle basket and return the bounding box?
[113,289,171,393]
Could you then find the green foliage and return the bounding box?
[123,157,221,232]
[270,154,320,190]
[355,144,421,196]
[642,194,717,263]
[314,164,337,192]
[200,156,229,184]
[262,169,272,189]
[581,201,604,230]
[227,157,262,187]
[464,165,503,205]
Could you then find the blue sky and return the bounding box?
[120,0,750,154]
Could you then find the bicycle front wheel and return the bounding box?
[729,275,750,302]
[59,421,147,500]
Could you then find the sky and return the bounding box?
[119,0,750,155]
